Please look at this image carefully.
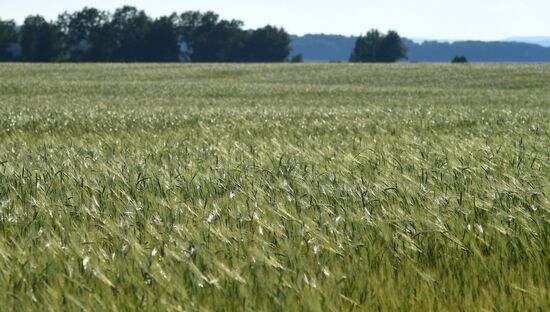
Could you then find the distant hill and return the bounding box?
[505,37,550,47]
[291,34,550,62]
[290,34,356,62]
[403,39,550,62]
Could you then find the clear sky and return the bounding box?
[1,0,549,40]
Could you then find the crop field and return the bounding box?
[0,63,549,311]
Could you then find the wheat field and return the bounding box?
[0,63,549,310]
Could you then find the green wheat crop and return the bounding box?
[0,63,549,311]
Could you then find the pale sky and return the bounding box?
[1,0,549,40]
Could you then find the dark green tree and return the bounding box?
[178,12,249,62]
[377,31,406,62]
[290,54,304,63]
[350,29,382,62]
[20,15,62,62]
[177,11,219,61]
[350,29,406,63]
[247,26,291,62]
[57,7,110,61]
[0,19,18,61]
[199,19,248,62]
[177,11,219,39]
[5,7,301,63]
[144,16,180,62]
[109,6,151,62]
[451,56,468,63]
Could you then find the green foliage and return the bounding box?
[6,8,550,64]
[0,19,17,61]
[184,18,249,62]
[452,56,469,63]
[350,29,406,63]
[290,53,304,63]
[57,7,110,61]
[20,15,62,62]
[377,31,407,62]
[178,12,291,62]
[144,16,181,62]
[108,6,151,62]
[247,26,291,62]
[2,7,292,63]
[0,64,549,310]
[350,29,381,62]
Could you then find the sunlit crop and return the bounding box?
[0,63,549,310]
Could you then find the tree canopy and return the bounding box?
[451,56,468,63]
[350,29,406,63]
[144,16,181,62]
[247,26,291,62]
[0,6,292,63]
[0,19,18,61]
[20,15,61,62]
[57,7,110,61]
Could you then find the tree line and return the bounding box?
[350,29,406,63]
[0,6,293,62]
[0,6,407,63]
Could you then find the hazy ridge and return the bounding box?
[291,34,550,62]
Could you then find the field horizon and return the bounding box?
[1,63,549,310]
